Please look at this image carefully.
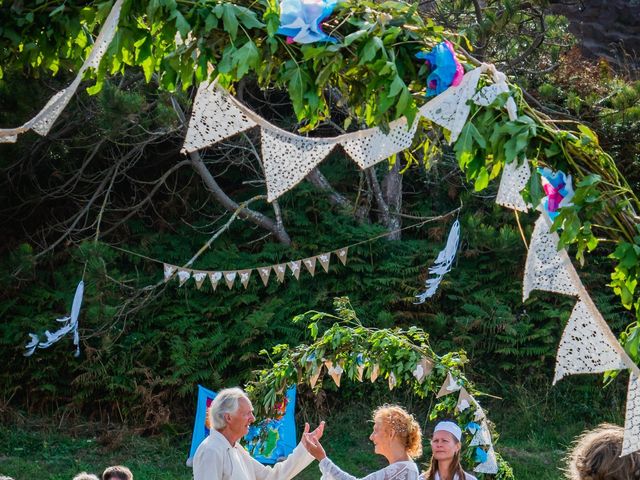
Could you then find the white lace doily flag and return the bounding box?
[209,271,222,291]
[6,0,123,140]
[261,128,336,202]
[470,420,493,446]
[223,271,237,289]
[496,160,531,212]
[340,116,418,169]
[456,388,474,413]
[238,269,252,288]
[177,269,191,287]
[193,272,207,290]
[553,300,627,384]
[181,82,258,153]
[622,374,640,456]
[274,264,287,283]
[164,264,177,282]
[523,215,580,301]
[419,66,484,142]
[318,253,331,273]
[288,260,302,280]
[437,371,461,398]
[257,266,271,286]
[336,248,348,265]
[0,131,19,143]
[474,446,499,474]
[303,257,317,276]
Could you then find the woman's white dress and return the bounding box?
[319,459,420,480]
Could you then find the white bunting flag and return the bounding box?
[437,371,461,398]
[340,116,418,170]
[470,421,492,446]
[193,272,207,290]
[164,264,177,282]
[209,271,222,291]
[181,83,258,153]
[496,160,531,212]
[456,388,474,413]
[177,270,191,287]
[261,128,336,202]
[523,215,580,301]
[419,67,484,142]
[223,271,237,289]
[303,257,317,276]
[288,260,302,280]
[553,300,627,384]
[257,267,271,286]
[474,446,498,474]
[622,373,640,456]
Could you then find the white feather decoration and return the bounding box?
[415,219,460,303]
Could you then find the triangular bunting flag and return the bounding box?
[622,373,640,456]
[302,257,317,276]
[164,264,177,282]
[340,116,418,170]
[309,364,322,389]
[473,401,486,422]
[209,271,222,291]
[523,215,580,301]
[327,361,344,387]
[238,269,252,289]
[412,357,434,384]
[182,83,258,153]
[257,266,271,286]
[553,300,627,384]
[336,248,348,266]
[469,421,492,446]
[261,128,336,202]
[474,446,498,474]
[274,264,287,283]
[288,260,302,280]
[318,253,331,273]
[388,371,397,390]
[370,364,380,383]
[437,371,461,398]
[496,160,531,212]
[193,272,207,290]
[456,388,474,413]
[177,269,191,287]
[223,271,237,289]
[419,67,484,142]
[0,132,18,143]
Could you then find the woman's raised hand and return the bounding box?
[302,422,327,461]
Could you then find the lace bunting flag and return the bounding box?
[340,116,418,169]
[474,446,498,474]
[470,420,492,446]
[496,160,531,212]
[4,0,123,141]
[623,374,640,456]
[456,387,474,413]
[553,300,627,384]
[257,267,271,286]
[288,260,302,280]
[523,215,579,301]
[182,82,258,153]
[419,67,484,142]
[303,257,317,276]
[261,128,336,202]
[209,272,222,291]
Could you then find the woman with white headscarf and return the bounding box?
[421,421,477,480]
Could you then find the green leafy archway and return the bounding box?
[246,298,514,479]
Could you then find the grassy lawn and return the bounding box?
[0,380,626,480]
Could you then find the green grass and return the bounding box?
[0,379,627,480]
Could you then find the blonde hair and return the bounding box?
[566,423,640,480]
[373,404,423,459]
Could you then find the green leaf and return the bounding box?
[173,11,191,38]
[389,75,404,97]
[234,39,259,78]
[222,4,239,40]
[344,30,367,46]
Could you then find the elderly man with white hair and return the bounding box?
[193,387,325,480]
